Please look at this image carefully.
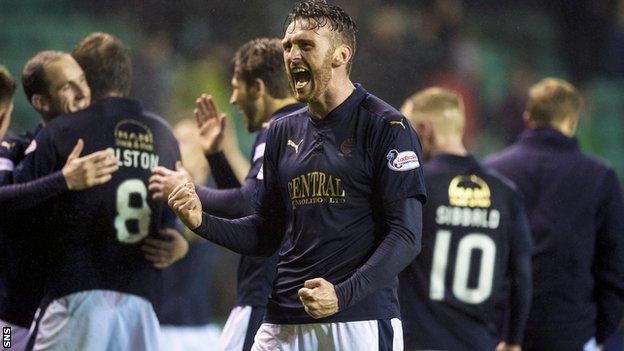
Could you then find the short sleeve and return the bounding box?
[374,119,427,204]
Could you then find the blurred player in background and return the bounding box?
[152,38,301,348]
[16,33,186,350]
[485,78,624,351]
[151,118,223,351]
[149,37,303,351]
[0,57,121,351]
[168,1,426,349]
[399,87,532,351]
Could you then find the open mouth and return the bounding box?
[291,67,311,90]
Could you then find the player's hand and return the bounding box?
[298,278,339,319]
[496,341,521,351]
[141,228,189,269]
[168,182,203,230]
[148,161,192,200]
[194,94,226,155]
[62,139,119,190]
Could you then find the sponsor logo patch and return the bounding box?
[386,149,420,171]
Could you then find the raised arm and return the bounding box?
[168,128,286,256]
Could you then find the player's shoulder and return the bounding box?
[482,143,524,169]
[140,109,174,130]
[0,132,29,162]
[481,167,520,195]
[577,150,614,174]
[360,91,406,127]
[267,105,308,135]
[46,104,100,132]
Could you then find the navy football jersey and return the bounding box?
[259,85,426,323]
[0,124,55,327]
[399,154,532,351]
[235,103,303,308]
[16,97,180,305]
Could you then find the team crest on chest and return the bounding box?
[339,137,355,157]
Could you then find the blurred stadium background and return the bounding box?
[1,0,623,325]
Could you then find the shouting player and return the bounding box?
[169,1,426,349]
[399,87,533,351]
[485,78,624,351]
[16,33,184,350]
[149,37,303,351]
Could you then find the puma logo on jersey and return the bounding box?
[389,120,406,129]
[287,139,303,153]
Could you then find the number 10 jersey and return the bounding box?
[15,97,181,305]
[398,154,533,351]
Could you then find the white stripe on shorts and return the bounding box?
[218,305,253,351]
[251,318,403,351]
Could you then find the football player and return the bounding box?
[485,78,624,351]
[149,37,303,351]
[168,1,426,349]
[399,87,533,351]
[16,33,185,350]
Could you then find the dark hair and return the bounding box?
[285,0,357,73]
[72,32,132,100]
[0,65,16,104]
[233,38,291,99]
[21,51,66,102]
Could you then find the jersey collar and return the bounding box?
[308,84,367,127]
[517,127,579,150]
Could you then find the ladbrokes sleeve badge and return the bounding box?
[386,149,420,171]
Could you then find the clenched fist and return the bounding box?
[168,182,203,229]
[298,278,340,319]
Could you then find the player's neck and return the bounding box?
[265,97,299,119]
[308,77,355,119]
[433,137,468,157]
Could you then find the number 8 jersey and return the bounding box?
[15,97,181,306]
[398,154,533,351]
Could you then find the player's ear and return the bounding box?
[523,111,533,128]
[252,78,266,99]
[31,94,50,114]
[332,43,352,69]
